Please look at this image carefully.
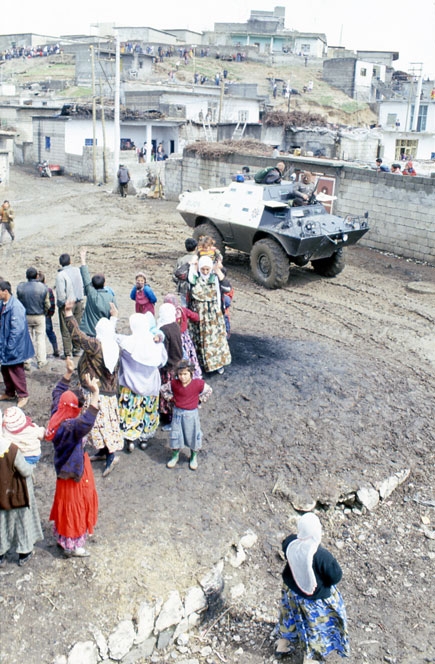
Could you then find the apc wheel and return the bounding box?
[311,248,345,277]
[250,238,290,289]
[193,221,225,257]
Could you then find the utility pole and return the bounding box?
[99,78,108,183]
[90,45,97,184]
[114,31,121,185]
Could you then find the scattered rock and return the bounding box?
[157,627,175,650]
[357,486,380,511]
[155,591,184,633]
[91,628,108,660]
[135,600,156,644]
[228,544,246,568]
[67,641,98,664]
[239,530,258,549]
[184,586,207,617]
[199,561,224,599]
[108,620,135,660]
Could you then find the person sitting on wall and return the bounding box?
[375,158,390,172]
[391,163,402,174]
[402,161,417,176]
[254,162,286,185]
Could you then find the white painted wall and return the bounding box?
[65,119,115,155]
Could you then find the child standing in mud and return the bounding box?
[130,272,157,315]
[160,359,212,470]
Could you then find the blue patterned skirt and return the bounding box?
[276,584,350,659]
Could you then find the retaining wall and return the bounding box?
[164,152,435,264]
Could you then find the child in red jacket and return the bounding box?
[160,360,212,470]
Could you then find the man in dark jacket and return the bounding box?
[0,281,34,408]
[16,267,50,368]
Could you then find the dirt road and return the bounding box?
[1,167,434,664]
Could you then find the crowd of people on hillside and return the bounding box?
[0,224,349,660]
[0,43,61,60]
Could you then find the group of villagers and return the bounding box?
[0,235,349,661]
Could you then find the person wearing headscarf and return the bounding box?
[117,312,168,451]
[64,300,123,477]
[188,256,231,374]
[2,406,45,464]
[0,410,43,567]
[274,512,349,660]
[157,303,183,431]
[163,293,202,379]
[46,358,99,557]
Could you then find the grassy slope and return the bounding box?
[0,52,376,126]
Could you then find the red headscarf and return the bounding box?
[45,390,80,441]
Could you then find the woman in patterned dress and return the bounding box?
[0,412,43,567]
[163,293,202,379]
[188,256,231,375]
[274,512,349,661]
[117,312,167,451]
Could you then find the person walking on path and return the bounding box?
[0,411,43,567]
[0,280,34,409]
[79,247,117,337]
[55,253,84,358]
[46,358,99,558]
[274,512,349,661]
[16,267,50,368]
[117,164,130,197]
[65,301,123,477]
[37,271,59,358]
[160,360,212,470]
[0,200,15,244]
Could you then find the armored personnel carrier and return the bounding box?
[177,180,369,289]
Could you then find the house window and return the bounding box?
[360,68,367,77]
[85,138,97,146]
[206,103,218,122]
[386,113,397,127]
[410,104,428,131]
[300,44,310,53]
[395,139,418,160]
[238,110,248,122]
[45,136,51,150]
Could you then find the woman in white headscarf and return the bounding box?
[117,312,167,451]
[274,512,349,660]
[0,411,43,567]
[188,255,231,374]
[65,300,123,477]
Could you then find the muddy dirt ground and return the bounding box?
[0,168,435,664]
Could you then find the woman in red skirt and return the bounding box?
[46,359,99,558]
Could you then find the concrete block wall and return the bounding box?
[165,150,435,265]
[335,168,435,263]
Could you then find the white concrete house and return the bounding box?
[378,98,435,160]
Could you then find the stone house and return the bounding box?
[293,33,327,58]
[323,57,387,102]
[63,41,153,88]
